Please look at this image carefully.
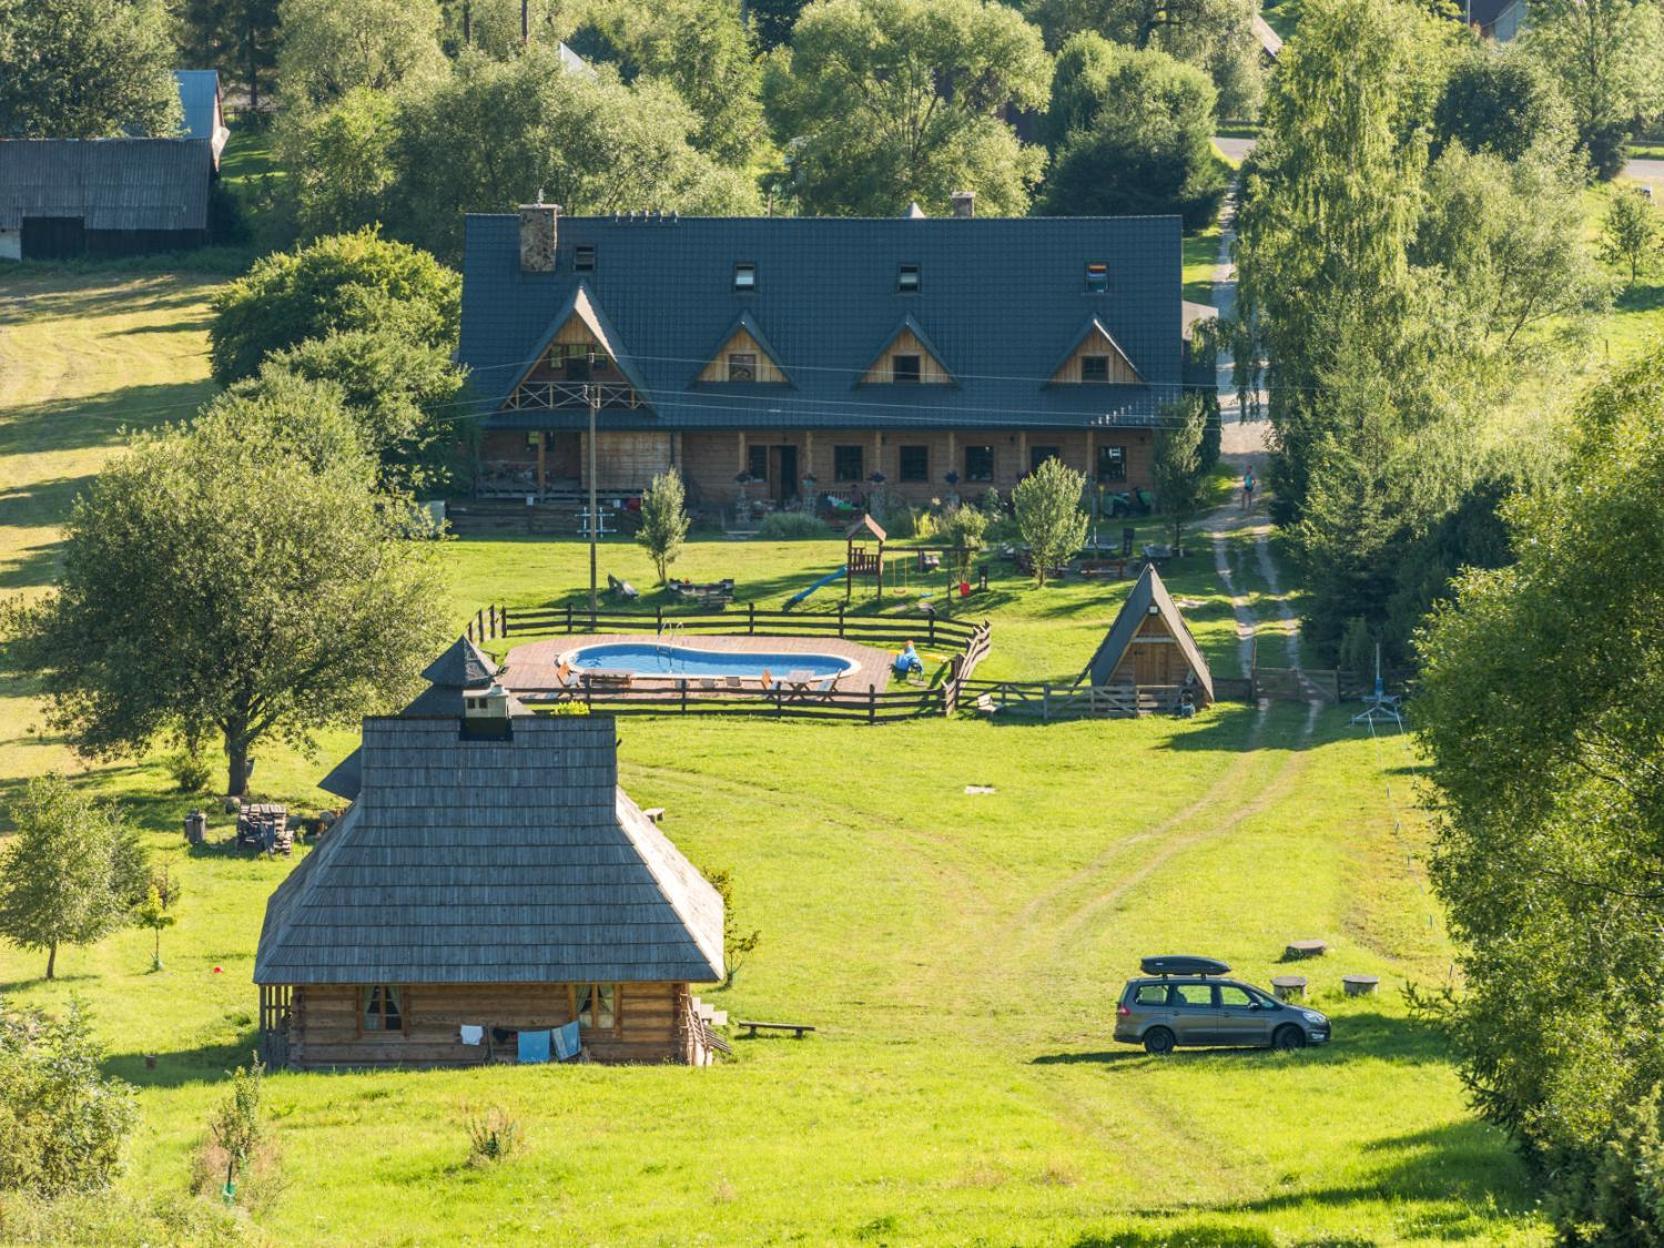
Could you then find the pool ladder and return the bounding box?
[660,621,684,673]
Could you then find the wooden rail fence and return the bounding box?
[958,679,1189,721]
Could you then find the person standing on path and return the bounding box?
[1242,465,1256,512]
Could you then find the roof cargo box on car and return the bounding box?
[1140,955,1231,977]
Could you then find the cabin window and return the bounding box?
[899,444,929,482]
[361,985,403,1032]
[576,984,617,1030]
[897,263,921,293]
[1097,445,1127,483]
[728,352,758,383]
[891,354,922,384]
[1086,261,1108,293]
[1029,446,1060,473]
[574,245,596,272]
[733,262,757,291]
[834,445,864,482]
[1081,355,1110,383]
[965,445,994,482]
[748,445,769,481]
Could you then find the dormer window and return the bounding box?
[575,245,596,272]
[898,263,921,293]
[728,352,757,382]
[892,354,922,384]
[1086,262,1108,293]
[733,262,757,291]
[1081,355,1110,383]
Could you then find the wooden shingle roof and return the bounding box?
[256,714,724,986]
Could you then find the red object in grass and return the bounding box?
[212,966,222,974]
[958,581,970,597]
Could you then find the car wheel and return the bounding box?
[1272,1024,1307,1052]
[1143,1027,1176,1056]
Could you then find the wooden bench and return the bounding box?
[735,1019,815,1039]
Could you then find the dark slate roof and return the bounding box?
[0,139,212,231]
[459,214,1184,432]
[173,71,229,163]
[423,635,499,687]
[1080,563,1214,701]
[257,714,725,985]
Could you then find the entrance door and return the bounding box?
[1132,639,1173,685]
[771,445,799,504]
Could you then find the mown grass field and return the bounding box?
[0,264,1557,1246]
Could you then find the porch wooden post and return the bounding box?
[804,429,814,485]
[872,429,881,482]
[1017,430,1027,479]
[737,431,747,472]
[947,431,957,484]
[536,433,547,495]
[1085,428,1096,479]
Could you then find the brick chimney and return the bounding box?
[950,190,975,219]
[518,201,559,273]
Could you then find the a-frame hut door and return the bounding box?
[1132,618,1175,685]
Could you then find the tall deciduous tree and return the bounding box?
[579,0,767,164]
[0,0,180,138]
[0,776,146,981]
[4,395,448,796]
[637,469,691,584]
[1601,186,1662,287]
[278,87,401,239]
[210,228,461,384]
[1414,351,1664,1244]
[275,0,448,111]
[390,47,760,261]
[1232,0,1452,521]
[1523,0,1664,179]
[1431,42,1572,164]
[1151,395,1210,547]
[1026,0,1261,120]
[764,0,1052,216]
[1013,457,1088,587]
[1041,36,1226,228]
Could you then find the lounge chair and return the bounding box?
[975,693,999,716]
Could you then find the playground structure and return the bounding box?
[845,514,887,599]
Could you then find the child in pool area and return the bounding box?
[893,641,924,679]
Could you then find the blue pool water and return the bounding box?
[568,642,855,680]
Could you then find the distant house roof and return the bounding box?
[0,139,213,231]
[173,70,229,163]
[1467,0,1524,38]
[1080,563,1215,702]
[258,710,725,987]
[1253,14,1283,59]
[458,214,1185,433]
[558,42,595,78]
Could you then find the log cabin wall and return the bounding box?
[288,981,691,1068]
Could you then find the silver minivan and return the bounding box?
[1113,962,1332,1055]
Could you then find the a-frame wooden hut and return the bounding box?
[255,638,725,1069]
[1079,564,1214,704]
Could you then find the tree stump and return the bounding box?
[1284,939,1327,960]
[183,811,206,846]
[1342,974,1380,997]
[1270,975,1307,1001]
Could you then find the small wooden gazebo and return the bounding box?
[1079,564,1214,703]
[845,513,887,599]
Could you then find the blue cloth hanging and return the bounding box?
[553,1020,582,1062]
[517,1028,551,1064]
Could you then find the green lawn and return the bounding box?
[0,268,1553,1245]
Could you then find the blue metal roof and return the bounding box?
[172,71,227,160]
[458,213,1184,432]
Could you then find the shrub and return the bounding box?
[0,999,137,1195]
[939,505,988,576]
[757,512,833,541]
[0,1191,248,1246]
[700,866,762,987]
[638,469,691,584]
[165,740,213,793]
[465,1106,524,1166]
[205,1057,267,1204]
[1013,459,1089,587]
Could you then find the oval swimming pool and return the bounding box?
[566,641,856,681]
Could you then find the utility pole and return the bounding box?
[521,0,529,46]
[463,0,471,45]
[587,346,599,624]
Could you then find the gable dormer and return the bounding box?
[858,315,954,386]
[504,282,650,412]
[1047,317,1144,387]
[696,312,791,385]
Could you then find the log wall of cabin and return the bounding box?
[287,981,692,1068]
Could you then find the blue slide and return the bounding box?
[784,566,847,612]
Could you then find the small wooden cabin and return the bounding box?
[1080,564,1214,703]
[254,638,725,1068]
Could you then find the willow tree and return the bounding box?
[4,387,447,796]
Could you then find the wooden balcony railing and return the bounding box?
[506,380,643,411]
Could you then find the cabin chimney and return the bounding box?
[518,201,559,273]
[950,190,975,219]
[462,682,513,738]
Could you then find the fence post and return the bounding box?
[656,605,663,636]
[680,679,687,714]
[838,603,846,639]
[466,617,475,642]
[927,612,936,647]
[868,684,876,725]
[748,602,756,636]
[1042,682,1051,723]
[566,603,574,635]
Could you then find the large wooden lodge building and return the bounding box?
[457,200,1191,511]
[254,638,725,1068]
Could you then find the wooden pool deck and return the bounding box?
[501,634,903,697]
